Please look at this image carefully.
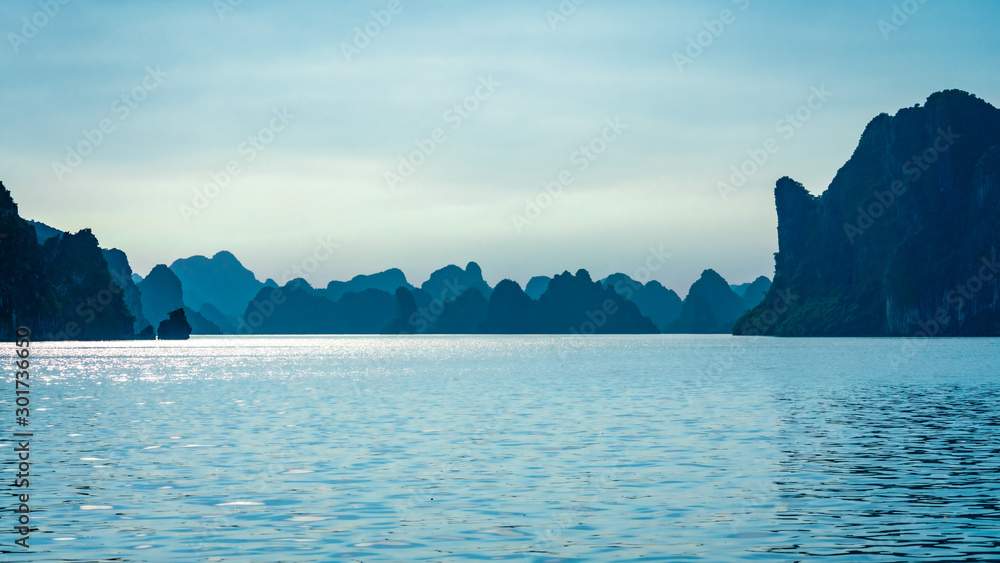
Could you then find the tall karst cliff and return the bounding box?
[0,182,136,340]
[738,90,1000,336]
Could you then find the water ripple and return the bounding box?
[1,335,998,562]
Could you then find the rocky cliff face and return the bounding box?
[421,262,492,301]
[139,264,220,335]
[169,251,264,318]
[0,182,135,340]
[103,248,151,334]
[666,269,749,334]
[157,309,192,340]
[138,264,186,328]
[602,273,683,331]
[740,90,1000,336]
[325,268,413,302]
[740,276,771,311]
[524,276,551,300]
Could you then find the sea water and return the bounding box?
[1,335,998,561]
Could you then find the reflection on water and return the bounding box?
[1,335,998,562]
[767,385,1000,561]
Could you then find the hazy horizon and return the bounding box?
[4,0,999,291]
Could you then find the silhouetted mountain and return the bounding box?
[241,284,338,334]
[185,307,221,334]
[740,276,771,312]
[421,262,492,302]
[170,251,264,318]
[602,273,683,331]
[335,289,396,333]
[4,179,790,339]
[26,220,62,244]
[239,283,395,334]
[432,288,488,333]
[2,200,133,339]
[675,295,719,334]
[380,287,439,333]
[382,287,419,334]
[157,308,192,340]
[138,264,219,335]
[538,270,658,333]
[382,270,657,334]
[325,268,413,301]
[665,270,746,333]
[286,278,322,296]
[0,192,58,339]
[485,279,540,333]
[524,276,551,300]
[102,248,151,334]
[43,228,137,340]
[138,265,184,329]
[410,287,435,311]
[638,281,684,330]
[198,302,238,334]
[739,90,1000,336]
[25,221,171,336]
[0,183,136,340]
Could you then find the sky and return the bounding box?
[2,0,999,293]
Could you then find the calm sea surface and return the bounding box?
[1,335,998,562]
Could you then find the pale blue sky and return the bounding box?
[2,0,998,291]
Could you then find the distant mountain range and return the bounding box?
[26,91,998,337]
[170,251,264,318]
[324,268,412,302]
[740,90,1000,336]
[37,90,1000,340]
[377,269,659,335]
[666,270,770,334]
[0,182,769,339]
[237,262,765,336]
